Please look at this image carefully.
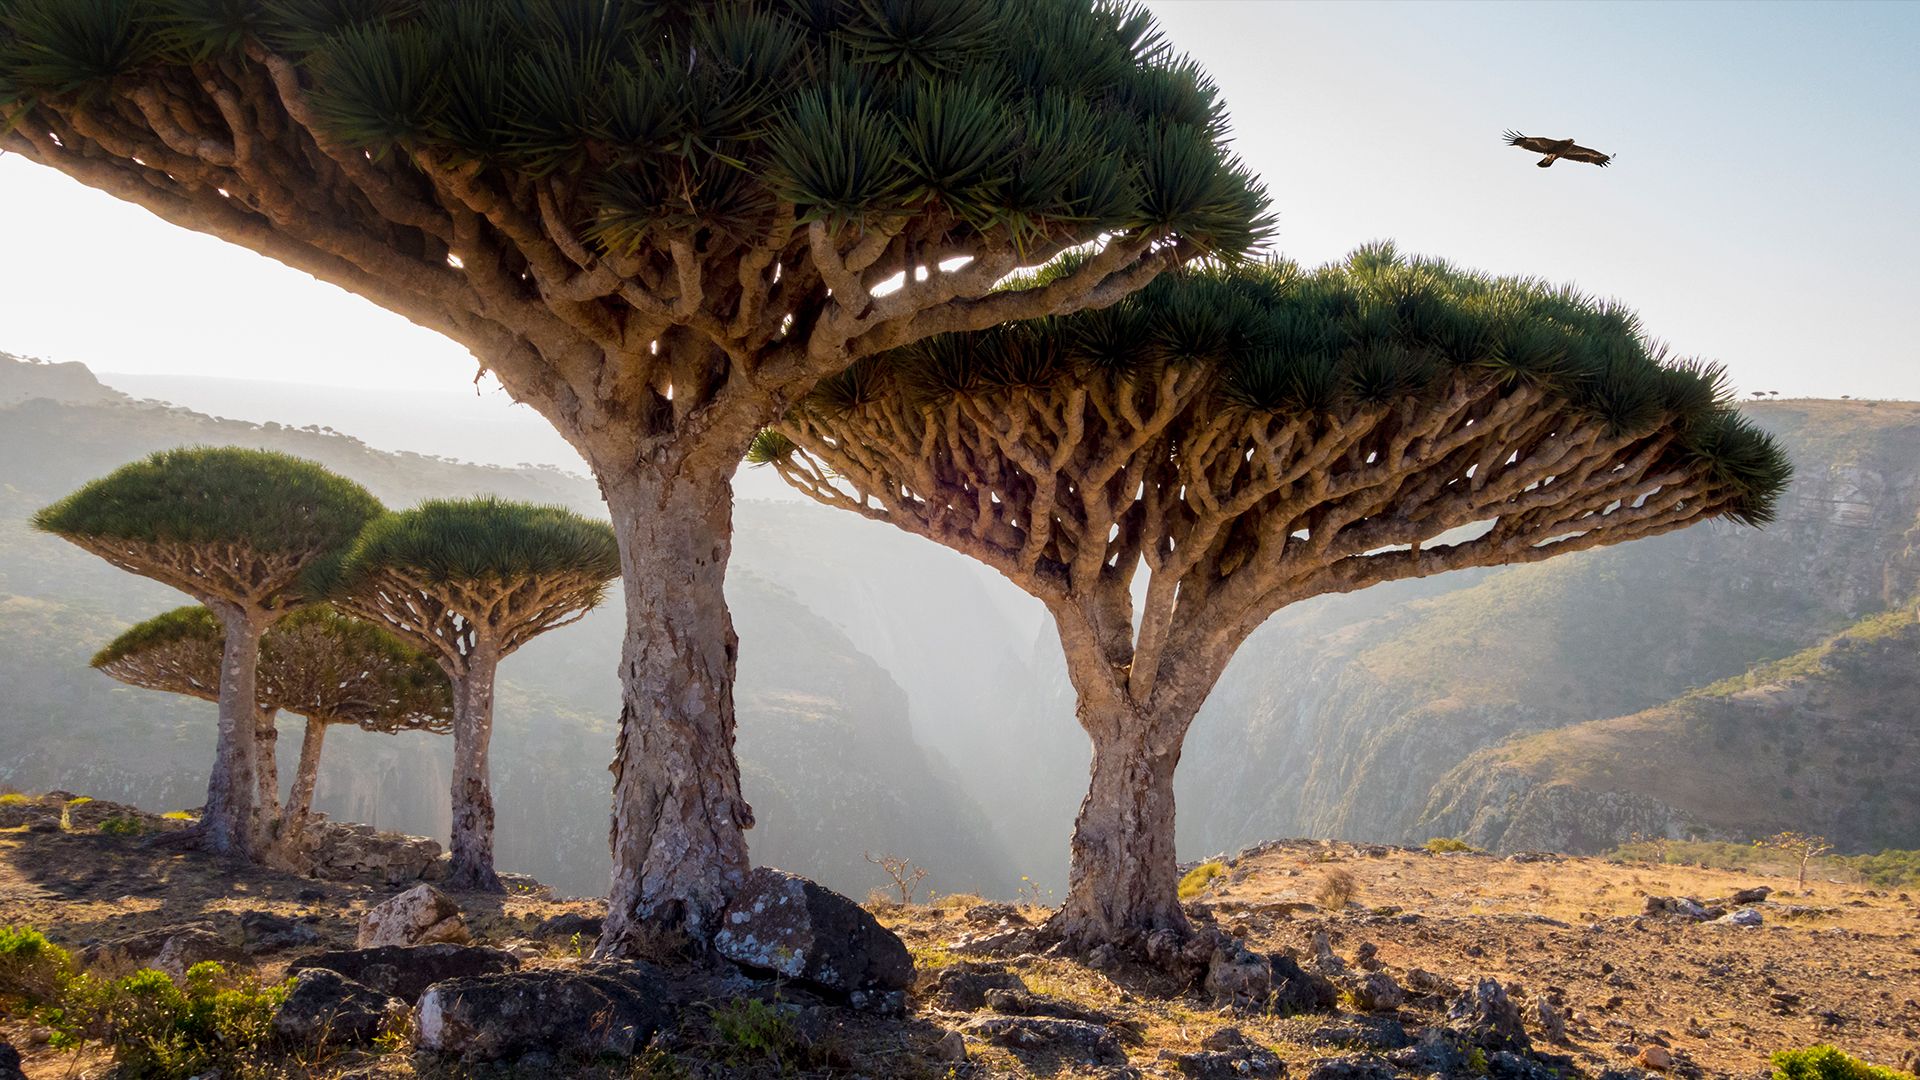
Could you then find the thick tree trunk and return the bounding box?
[285,717,326,839]
[446,651,502,892]
[254,709,281,829]
[1056,702,1190,949]
[596,464,753,959]
[203,607,265,857]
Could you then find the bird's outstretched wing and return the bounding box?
[1559,143,1613,167]
[1503,129,1561,154]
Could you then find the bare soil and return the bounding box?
[3,798,1917,1079]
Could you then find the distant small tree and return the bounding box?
[313,498,619,891]
[1759,831,1834,889]
[863,851,928,906]
[758,248,1793,950]
[92,605,454,843]
[36,448,382,858]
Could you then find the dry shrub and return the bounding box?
[1318,868,1360,909]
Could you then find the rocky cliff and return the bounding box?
[1175,400,1920,856]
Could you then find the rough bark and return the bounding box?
[286,717,327,838]
[597,464,752,960]
[254,708,281,829]
[447,650,502,893]
[205,605,266,857]
[1055,693,1190,947]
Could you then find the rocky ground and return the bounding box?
[2,795,1917,1079]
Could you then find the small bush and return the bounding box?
[1425,836,1477,854]
[0,792,30,806]
[708,997,809,1070]
[1317,868,1361,910]
[1178,861,1228,900]
[160,811,195,822]
[0,924,73,1004]
[105,962,287,1079]
[1772,1044,1916,1080]
[100,815,145,837]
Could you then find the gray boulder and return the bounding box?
[959,1015,1125,1066]
[1448,978,1531,1052]
[290,943,519,1003]
[272,968,402,1047]
[302,820,442,885]
[356,884,468,948]
[413,964,671,1062]
[714,867,912,993]
[1166,1027,1284,1078]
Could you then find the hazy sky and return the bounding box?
[2,0,1916,405]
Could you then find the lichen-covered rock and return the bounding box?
[413,964,671,1062]
[1448,978,1530,1052]
[1203,942,1273,1005]
[714,867,912,993]
[960,1015,1125,1065]
[302,820,442,885]
[290,943,518,1003]
[152,928,250,981]
[272,968,402,1047]
[356,884,468,948]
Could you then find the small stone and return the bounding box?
[963,902,1028,926]
[1344,971,1406,1012]
[1716,907,1763,927]
[1203,942,1272,1005]
[239,911,319,952]
[1638,1045,1674,1070]
[356,884,468,948]
[959,1016,1124,1066]
[930,1029,967,1062]
[924,962,1026,1010]
[1729,886,1773,905]
[153,929,250,981]
[1533,996,1568,1043]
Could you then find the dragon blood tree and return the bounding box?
[756,247,1792,949]
[313,498,619,892]
[0,0,1268,956]
[35,449,383,858]
[92,605,454,843]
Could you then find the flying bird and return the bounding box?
[1504,130,1613,168]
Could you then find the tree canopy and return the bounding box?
[93,604,453,733]
[758,244,1794,946]
[318,496,623,588]
[34,446,383,558]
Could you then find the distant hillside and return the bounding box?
[1173,399,1920,857]
[1419,604,1920,853]
[0,354,1015,898]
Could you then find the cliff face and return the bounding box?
[1175,400,1920,856]
[1420,609,1920,853]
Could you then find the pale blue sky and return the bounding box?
[1,0,1915,405]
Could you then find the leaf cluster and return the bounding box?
[0,0,1273,254]
[311,496,621,592]
[92,603,454,730]
[792,243,1792,526]
[33,447,383,555]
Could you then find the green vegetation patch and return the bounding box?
[34,447,382,554]
[1178,860,1228,900]
[1424,836,1479,854]
[1772,1045,1917,1080]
